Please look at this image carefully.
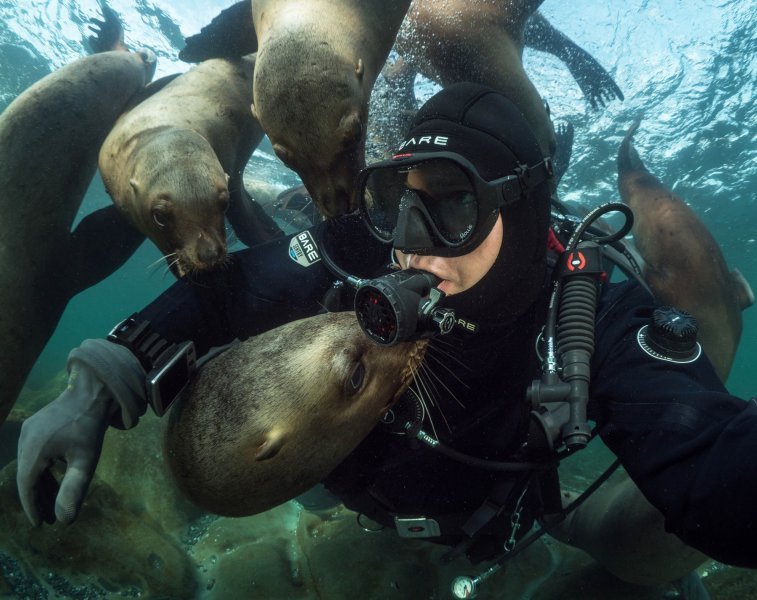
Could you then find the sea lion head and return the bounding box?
[164,311,427,517]
[252,31,369,218]
[126,129,230,277]
[132,47,158,84]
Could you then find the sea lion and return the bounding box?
[547,121,755,587]
[523,11,623,110]
[99,53,282,277]
[368,8,623,157]
[164,311,426,517]
[395,0,556,160]
[251,0,413,218]
[618,120,753,382]
[0,25,156,425]
[180,2,623,116]
[181,1,622,216]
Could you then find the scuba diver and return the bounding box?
[16,82,756,597]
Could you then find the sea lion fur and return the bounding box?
[165,311,426,517]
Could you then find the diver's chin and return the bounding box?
[436,280,456,295]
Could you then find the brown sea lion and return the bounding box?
[99,53,282,278]
[548,121,754,587]
[179,2,623,116]
[180,1,623,216]
[0,25,156,426]
[395,0,556,161]
[618,120,753,382]
[164,311,426,517]
[251,0,413,218]
[523,11,623,110]
[368,8,623,158]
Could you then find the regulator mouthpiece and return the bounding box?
[355,269,456,345]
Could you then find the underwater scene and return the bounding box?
[1,0,756,598]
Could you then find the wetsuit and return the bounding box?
[135,214,757,568]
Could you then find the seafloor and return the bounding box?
[1,376,756,600]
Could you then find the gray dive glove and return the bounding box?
[16,339,147,526]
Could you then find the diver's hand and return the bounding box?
[17,361,116,526]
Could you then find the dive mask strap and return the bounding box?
[501,158,554,204]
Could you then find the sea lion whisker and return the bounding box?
[423,348,471,388]
[427,339,473,372]
[418,368,452,438]
[420,359,466,409]
[416,361,442,402]
[161,257,181,279]
[414,366,454,434]
[410,378,442,439]
[145,252,176,274]
[411,367,436,408]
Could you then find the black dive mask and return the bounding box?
[358,151,552,257]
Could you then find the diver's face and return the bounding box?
[394,169,503,296]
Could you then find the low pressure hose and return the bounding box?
[556,271,597,450]
[529,203,632,452]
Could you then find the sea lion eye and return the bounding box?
[347,362,365,394]
[218,192,230,213]
[152,208,168,228]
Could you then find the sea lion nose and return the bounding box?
[195,233,226,268]
[319,184,354,218]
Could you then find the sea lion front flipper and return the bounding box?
[731,268,755,311]
[617,119,645,174]
[67,204,145,295]
[552,121,574,186]
[227,173,284,248]
[524,11,624,109]
[86,2,126,54]
[179,0,256,63]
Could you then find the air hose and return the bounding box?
[529,202,633,452]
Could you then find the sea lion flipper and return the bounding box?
[67,205,144,295]
[617,119,646,174]
[731,268,755,311]
[227,174,284,248]
[524,11,624,109]
[86,3,126,54]
[552,121,574,186]
[179,0,256,63]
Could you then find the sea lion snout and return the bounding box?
[172,226,228,276]
[191,230,227,268]
[310,180,356,218]
[307,145,365,217]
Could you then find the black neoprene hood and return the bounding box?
[396,82,547,182]
[394,82,553,323]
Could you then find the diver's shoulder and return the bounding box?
[597,279,656,322]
